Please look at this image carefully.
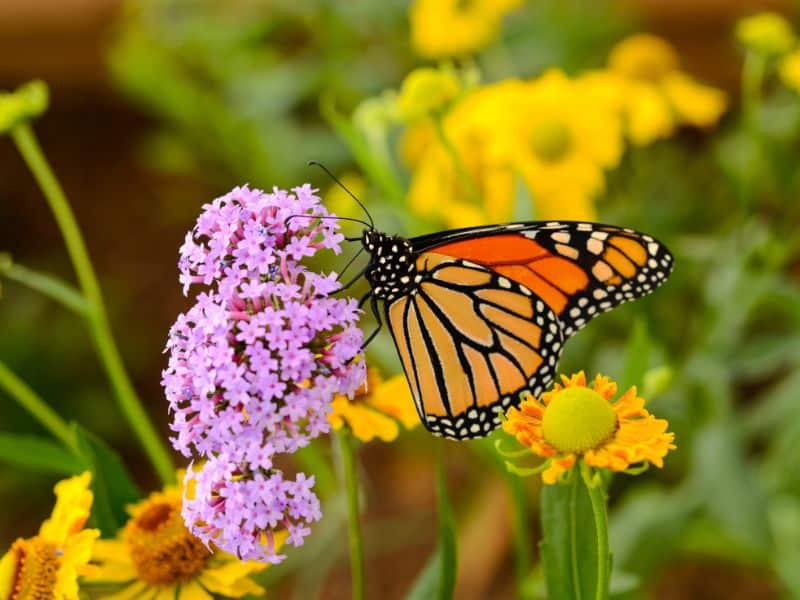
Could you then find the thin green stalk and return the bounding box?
[0,360,75,451]
[431,116,483,207]
[568,470,583,600]
[505,474,534,598]
[435,441,457,600]
[1,259,88,315]
[581,463,610,600]
[338,429,364,600]
[741,51,767,126]
[9,123,174,484]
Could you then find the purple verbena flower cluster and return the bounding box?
[163,184,365,562]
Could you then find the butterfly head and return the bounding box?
[362,230,418,301]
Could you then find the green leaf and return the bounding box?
[540,471,602,600]
[73,425,141,537]
[0,432,83,474]
[406,446,457,600]
[691,424,771,553]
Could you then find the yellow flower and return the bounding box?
[595,34,727,146]
[490,71,623,220]
[397,67,462,122]
[503,372,676,485]
[736,12,795,56]
[329,368,419,442]
[0,472,99,600]
[85,473,282,599]
[410,0,523,59]
[780,49,800,92]
[402,82,518,227]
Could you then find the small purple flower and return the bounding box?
[164,184,365,561]
[182,458,322,563]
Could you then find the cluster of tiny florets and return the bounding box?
[163,184,365,562]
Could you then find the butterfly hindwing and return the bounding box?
[385,252,563,440]
[412,221,673,338]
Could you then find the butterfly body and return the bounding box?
[359,220,673,440]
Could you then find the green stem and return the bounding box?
[431,115,483,207]
[568,469,583,600]
[1,259,88,315]
[505,474,533,597]
[581,463,610,600]
[0,360,76,451]
[435,441,457,600]
[742,51,767,129]
[9,123,174,484]
[338,429,364,600]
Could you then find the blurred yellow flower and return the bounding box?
[324,172,367,220]
[503,372,675,484]
[590,34,727,146]
[329,368,419,442]
[736,12,795,56]
[490,71,623,220]
[401,81,519,227]
[780,50,800,92]
[410,0,523,59]
[397,67,461,121]
[86,473,278,599]
[0,472,98,600]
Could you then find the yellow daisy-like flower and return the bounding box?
[503,372,676,484]
[592,33,727,146]
[780,49,800,93]
[490,71,623,221]
[85,473,282,599]
[736,12,795,56]
[0,472,99,600]
[402,81,518,227]
[329,368,419,442]
[409,0,523,59]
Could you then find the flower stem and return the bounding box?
[568,469,583,600]
[581,463,610,600]
[741,51,767,129]
[0,360,76,451]
[9,123,174,484]
[431,115,483,207]
[338,428,365,600]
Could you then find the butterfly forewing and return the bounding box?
[412,221,673,338]
[385,252,564,439]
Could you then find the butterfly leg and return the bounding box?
[336,264,370,294]
[359,292,383,349]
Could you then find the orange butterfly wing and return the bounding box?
[423,222,673,337]
[385,252,563,439]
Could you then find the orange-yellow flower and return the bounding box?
[0,472,98,600]
[329,368,419,442]
[582,34,727,146]
[85,472,280,599]
[409,0,523,59]
[503,372,675,484]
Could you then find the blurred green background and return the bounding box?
[2,0,800,598]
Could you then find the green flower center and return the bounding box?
[542,387,617,454]
[529,120,572,162]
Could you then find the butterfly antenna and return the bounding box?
[284,214,370,228]
[308,160,375,229]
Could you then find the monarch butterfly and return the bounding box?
[315,164,674,440]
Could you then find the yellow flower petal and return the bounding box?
[736,12,796,55]
[180,580,214,600]
[0,545,18,600]
[780,50,800,93]
[662,72,727,128]
[102,580,150,600]
[368,374,419,430]
[39,472,93,545]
